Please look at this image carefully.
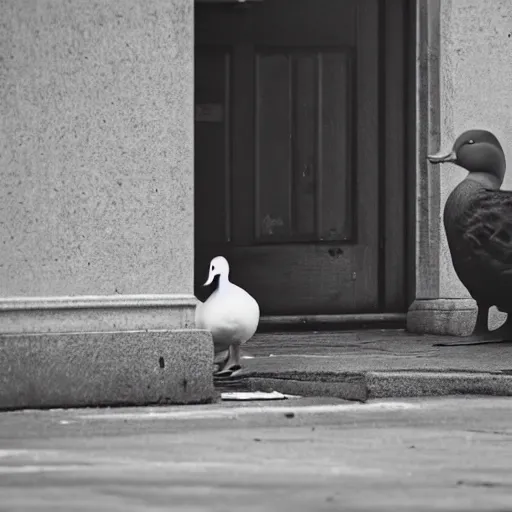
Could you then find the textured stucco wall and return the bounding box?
[0,0,194,297]
[438,0,512,299]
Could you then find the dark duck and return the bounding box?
[428,129,512,344]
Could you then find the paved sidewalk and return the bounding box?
[216,330,512,400]
[2,397,512,511]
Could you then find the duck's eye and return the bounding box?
[468,140,475,145]
[211,265,215,271]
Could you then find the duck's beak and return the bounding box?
[427,150,457,164]
[203,271,216,286]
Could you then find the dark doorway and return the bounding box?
[194,0,409,322]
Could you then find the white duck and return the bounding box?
[195,256,260,376]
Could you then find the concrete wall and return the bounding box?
[439,0,512,299]
[409,0,512,334]
[0,0,194,298]
[0,0,196,332]
[0,0,215,408]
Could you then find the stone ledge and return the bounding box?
[0,294,199,334]
[242,374,367,402]
[223,370,512,402]
[366,371,512,399]
[0,329,214,411]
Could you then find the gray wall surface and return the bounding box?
[0,0,194,298]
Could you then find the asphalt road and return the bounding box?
[1,397,512,511]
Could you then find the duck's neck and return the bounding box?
[465,172,502,190]
[216,274,231,292]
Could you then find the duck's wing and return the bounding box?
[463,189,512,273]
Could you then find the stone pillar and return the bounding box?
[0,0,214,408]
[407,0,512,335]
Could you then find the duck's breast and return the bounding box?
[444,181,487,282]
[443,180,512,306]
[197,285,260,345]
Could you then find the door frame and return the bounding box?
[381,0,412,315]
[193,0,416,328]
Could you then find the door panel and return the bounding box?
[253,49,354,243]
[255,51,292,241]
[195,0,380,315]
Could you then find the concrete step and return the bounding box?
[214,329,512,401]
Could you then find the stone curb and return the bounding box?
[219,370,512,402]
[0,330,215,411]
[366,371,512,399]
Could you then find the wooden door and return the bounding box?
[195,0,381,316]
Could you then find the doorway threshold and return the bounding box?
[259,313,406,332]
